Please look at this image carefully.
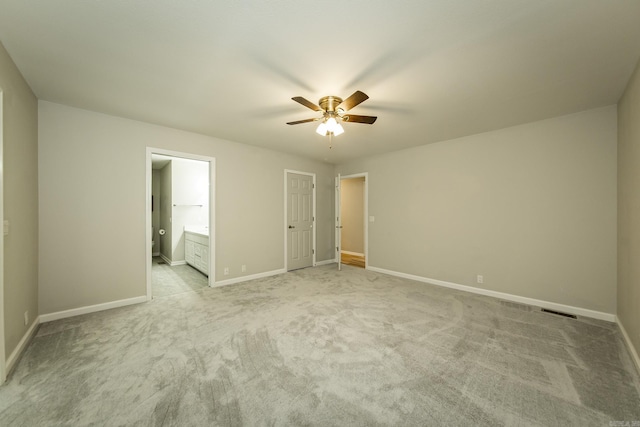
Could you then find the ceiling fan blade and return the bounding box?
[286,118,318,125]
[342,114,377,124]
[292,96,321,112]
[338,90,369,111]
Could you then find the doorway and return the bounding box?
[285,170,316,271]
[146,148,216,300]
[339,173,368,269]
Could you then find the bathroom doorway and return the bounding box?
[146,148,215,300]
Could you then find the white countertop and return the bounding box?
[184,226,209,237]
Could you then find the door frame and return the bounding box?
[146,147,216,299]
[0,89,6,382]
[339,172,369,269]
[336,173,341,270]
[284,170,316,271]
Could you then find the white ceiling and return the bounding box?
[1,1,639,164]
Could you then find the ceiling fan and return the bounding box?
[286,90,377,137]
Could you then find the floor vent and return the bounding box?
[541,308,577,319]
[157,261,166,265]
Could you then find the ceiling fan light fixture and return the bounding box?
[326,117,338,133]
[333,123,344,136]
[316,121,328,136]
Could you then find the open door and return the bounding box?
[335,173,342,270]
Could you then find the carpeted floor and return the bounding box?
[152,256,208,297]
[1,264,639,425]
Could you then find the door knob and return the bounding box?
[288,225,295,229]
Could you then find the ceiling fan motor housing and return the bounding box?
[318,96,343,114]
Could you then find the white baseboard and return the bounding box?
[315,259,337,266]
[5,316,40,375]
[617,316,640,375]
[367,266,616,322]
[213,268,286,288]
[341,250,364,257]
[158,253,186,266]
[39,296,148,323]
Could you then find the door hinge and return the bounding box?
[312,183,315,189]
[336,246,339,252]
[312,249,315,254]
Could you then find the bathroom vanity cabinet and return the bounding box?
[184,229,209,275]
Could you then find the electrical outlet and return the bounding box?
[241,265,246,273]
[477,275,484,284]
[224,267,229,275]
[24,311,29,326]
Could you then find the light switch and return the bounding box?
[3,220,9,236]
[369,216,375,223]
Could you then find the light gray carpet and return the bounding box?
[152,256,208,297]
[1,265,639,426]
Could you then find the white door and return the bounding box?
[335,173,342,270]
[287,172,314,270]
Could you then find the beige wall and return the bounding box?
[618,59,640,358]
[0,42,39,359]
[337,106,617,314]
[341,177,365,254]
[38,101,335,315]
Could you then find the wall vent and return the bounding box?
[541,308,577,319]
